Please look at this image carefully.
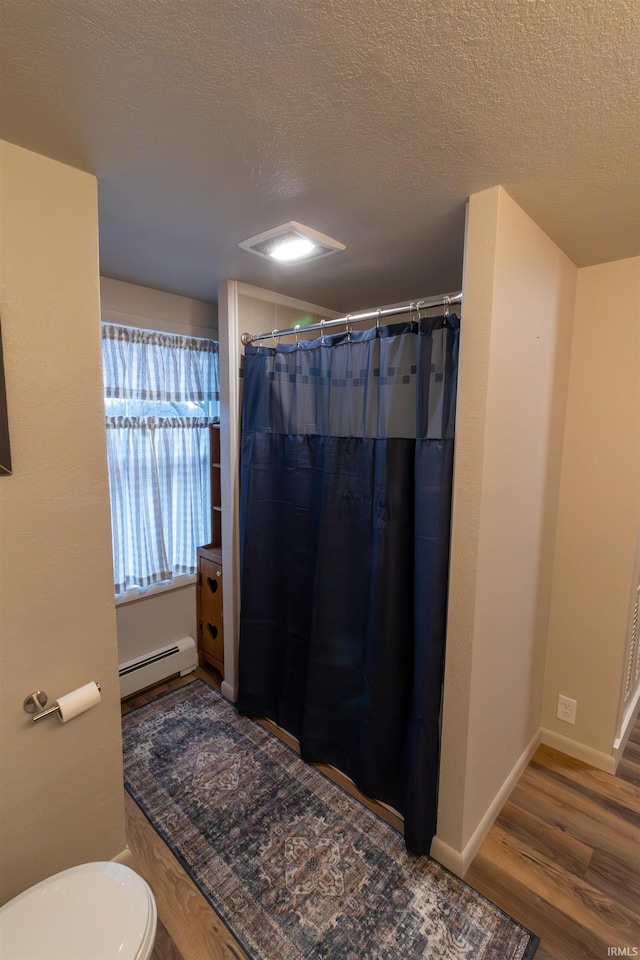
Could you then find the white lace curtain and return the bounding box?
[102,324,220,596]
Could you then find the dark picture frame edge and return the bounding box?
[0,316,12,476]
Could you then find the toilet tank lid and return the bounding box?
[0,862,155,960]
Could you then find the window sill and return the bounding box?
[115,574,197,607]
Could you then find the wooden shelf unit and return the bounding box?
[209,423,221,549]
[196,423,224,675]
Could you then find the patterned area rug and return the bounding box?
[122,680,538,960]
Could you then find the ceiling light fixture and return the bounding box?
[239,221,345,264]
[270,237,316,261]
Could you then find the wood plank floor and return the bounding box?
[465,726,640,960]
[122,668,640,960]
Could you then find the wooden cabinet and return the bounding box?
[197,546,224,673]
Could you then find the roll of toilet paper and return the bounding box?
[56,682,101,722]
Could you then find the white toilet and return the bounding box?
[0,861,157,960]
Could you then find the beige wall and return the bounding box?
[100,275,218,338]
[100,277,217,665]
[542,256,640,754]
[435,186,577,870]
[115,583,198,665]
[0,141,126,903]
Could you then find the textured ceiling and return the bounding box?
[1,0,638,312]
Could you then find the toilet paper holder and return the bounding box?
[23,684,102,723]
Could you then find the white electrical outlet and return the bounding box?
[557,694,577,725]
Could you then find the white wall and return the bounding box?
[542,256,640,759]
[0,142,126,903]
[434,186,577,874]
[100,277,217,665]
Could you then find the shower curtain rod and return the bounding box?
[240,290,462,345]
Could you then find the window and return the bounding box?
[101,324,220,597]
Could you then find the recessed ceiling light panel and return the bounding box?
[239,221,345,264]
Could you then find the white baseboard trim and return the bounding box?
[429,836,467,878]
[613,684,640,761]
[430,727,541,878]
[539,727,616,774]
[221,680,238,702]
[112,847,136,868]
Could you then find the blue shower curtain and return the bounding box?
[237,315,459,854]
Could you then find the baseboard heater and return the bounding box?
[118,636,198,699]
